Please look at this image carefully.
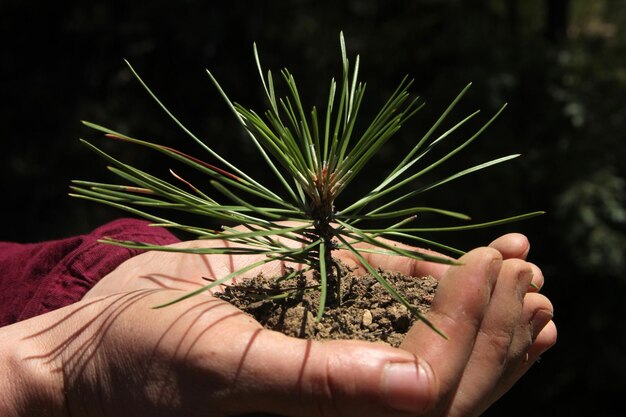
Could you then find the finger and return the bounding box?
[492,293,555,397]
[512,292,554,361]
[526,320,557,363]
[488,235,545,291]
[345,240,452,279]
[525,262,544,292]
[219,332,438,417]
[400,247,502,415]
[488,233,530,260]
[444,259,534,417]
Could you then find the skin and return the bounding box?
[0,233,556,417]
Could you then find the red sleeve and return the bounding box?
[0,218,180,326]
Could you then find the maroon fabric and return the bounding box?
[0,218,179,326]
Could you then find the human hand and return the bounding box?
[1,234,555,417]
[373,234,556,416]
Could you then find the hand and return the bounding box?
[340,233,556,416]
[375,235,556,416]
[0,234,556,417]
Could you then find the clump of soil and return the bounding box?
[216,266,438,348]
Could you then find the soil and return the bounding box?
[215,266,438,348]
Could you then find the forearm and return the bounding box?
[0,319,65,417]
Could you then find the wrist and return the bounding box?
[0,331,21,417]
[0,319,66,417]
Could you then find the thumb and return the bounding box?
[226,330,438,417]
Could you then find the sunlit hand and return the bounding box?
[1,234,556,417]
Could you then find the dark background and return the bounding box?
[2,1,625,416]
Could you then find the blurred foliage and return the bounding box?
[2,0,626,415]
[557,168,626,277]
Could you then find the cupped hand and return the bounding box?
[12,233,555,417]
[346,233,556,416]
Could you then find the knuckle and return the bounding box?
[524,292,554,316]
[301,345,341,416]
[479,327,515,364]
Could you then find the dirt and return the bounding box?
[215,266,438,348]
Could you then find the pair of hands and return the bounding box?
[2,233,556,417]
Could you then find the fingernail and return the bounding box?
[382,360,434,413]
[520,269,534,283]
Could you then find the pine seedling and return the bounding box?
[71,33,542,335]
